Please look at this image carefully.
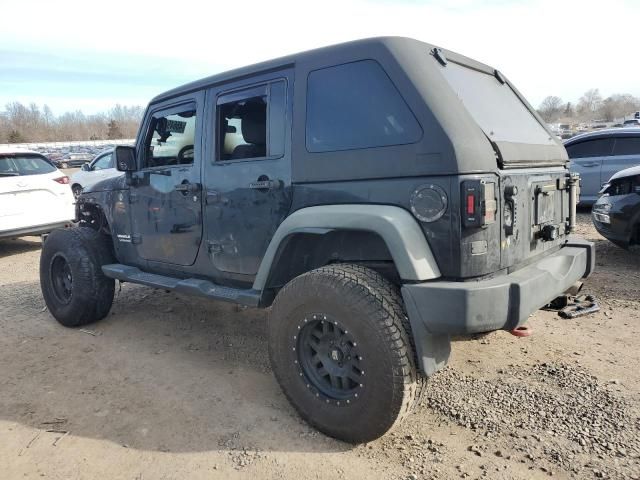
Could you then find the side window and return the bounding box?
[217,81,285,161]
[306,60,422,153]
[143,105,197,168]
[612,137,640,156]
[565,138,614,159]
[92,154,112,170]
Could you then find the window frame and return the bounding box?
[140,101,198,171]
[214,79,287,164]
[304,59,423,154]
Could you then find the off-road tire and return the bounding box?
[40,227,115,327]
[268,263,426,443]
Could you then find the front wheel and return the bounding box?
[40,227,115,327]
[268,264,425,443]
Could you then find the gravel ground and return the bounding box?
[0,212,639,480]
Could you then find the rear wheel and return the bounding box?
[268,264,425,443]
[40,227,115,327]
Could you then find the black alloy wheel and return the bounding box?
[296,314,364,403]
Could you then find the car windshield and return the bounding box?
[0,154,57,176]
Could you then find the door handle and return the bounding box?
[580,162,600,167]
[174,182,202,193]
[249,178,281,190]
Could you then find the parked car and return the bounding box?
[623,119,640,127]
[39,37,593,443]
[55,153,93,169]
[592,164,640,249]
[70,149,121,198]
[565,128,640,205]
[0,147,74,239]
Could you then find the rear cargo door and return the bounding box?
[436,53,573,270]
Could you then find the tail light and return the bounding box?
[461,180,496,228]
[53,176,70,184]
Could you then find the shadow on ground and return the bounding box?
[0,237,41,257]
[0,280,350,455]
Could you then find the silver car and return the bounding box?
[70,150,122,198]
[565,128,640,205]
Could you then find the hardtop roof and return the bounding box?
[151,37,491,104]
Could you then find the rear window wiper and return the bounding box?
[0,172,19,176]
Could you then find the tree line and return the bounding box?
[0,102,144,144]
[537,89,640,124]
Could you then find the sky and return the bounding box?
[1,0,639,115]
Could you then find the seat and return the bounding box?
[231,107,267,159]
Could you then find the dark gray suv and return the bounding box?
[39,37,594,443]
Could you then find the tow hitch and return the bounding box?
[544,294,600,319]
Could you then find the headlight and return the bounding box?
[592,212,610,224]
[593,203,612,213]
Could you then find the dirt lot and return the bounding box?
[0,213,638,480]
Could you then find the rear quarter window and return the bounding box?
[613,137,640,156]
[305,60,422,153]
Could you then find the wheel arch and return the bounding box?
[76,198,112,236]
[254,205,441,302]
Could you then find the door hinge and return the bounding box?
[131,234,142,245]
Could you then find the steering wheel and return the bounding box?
[177,145,194,164]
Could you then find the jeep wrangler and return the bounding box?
[40,37,594,443]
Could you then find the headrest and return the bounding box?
[241,108,266,145]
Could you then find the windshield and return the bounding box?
[439,61,554,146]
[0,154,57,177]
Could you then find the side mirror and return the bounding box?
[115,146,136,172]
[81,163,90,171]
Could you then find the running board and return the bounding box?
[102,264,261,307]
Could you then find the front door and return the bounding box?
[204,76,292,278]
[130,94,204,266]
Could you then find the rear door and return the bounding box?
[204,73,292,278]
[602,136,640,184]
[565,137,614,202]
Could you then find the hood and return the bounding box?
[609,164,640,182]
[83,174,127,193]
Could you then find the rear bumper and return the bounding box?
[0,222,71,240]
[401,237,594,375]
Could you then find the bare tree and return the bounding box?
[598,94,640,121]
[538,96,564,122]
[0,101,143,143]
[577,89,603,118]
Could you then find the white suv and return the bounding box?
[0,147,75,239]
[69,149,122,198]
